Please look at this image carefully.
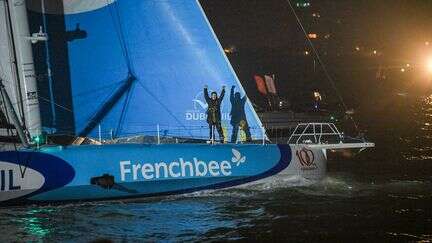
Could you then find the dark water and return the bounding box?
[1,94,432,242]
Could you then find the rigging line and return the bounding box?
[79,75,135,138]
[114,82,133,138]
[135,79,193,137]
[0,83,25,176]
[0,2,11,82]
[40,0,57,126]
[0,5,7,81]
[285,0,359,131]
[38,95,72,113]
[82,79,120,124]
[100,0,138,139]
[105,0,136,136]
[106,0,134,73]
[73,80,126,97]
[114,1,134,72]
[4,0,26,125]
[0,82,11,136]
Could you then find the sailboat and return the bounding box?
[0,0,373,206]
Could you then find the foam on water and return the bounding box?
[165,174,315,200]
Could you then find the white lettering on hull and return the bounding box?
[120,157,233,182]
[0,161,45,202]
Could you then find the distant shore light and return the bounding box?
[308,33,318,39]
[427,57,432,73]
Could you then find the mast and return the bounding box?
[6,0,42,139]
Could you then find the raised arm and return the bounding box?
[219,86,226,100]
[204,85,210,102]
[230,85,235,102]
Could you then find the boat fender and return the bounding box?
[90,174,115,189]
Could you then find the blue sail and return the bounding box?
[34,0,264,140]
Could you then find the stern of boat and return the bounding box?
[282,122,374,180]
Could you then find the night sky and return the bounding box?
[200,0,432,110]
[201,0,432,57]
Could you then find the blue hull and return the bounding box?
[0,144,291,205]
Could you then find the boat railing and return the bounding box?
[44,122,373,148]
[60,124,269,145]
[287,122,344,145]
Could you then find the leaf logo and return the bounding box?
[192,91,208,110]
[231,149,246,166]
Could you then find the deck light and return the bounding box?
[32,134,46,145]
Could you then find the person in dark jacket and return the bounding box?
[230,85,252,143]
[204,85,225,142]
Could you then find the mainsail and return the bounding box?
[29,0,265,140]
